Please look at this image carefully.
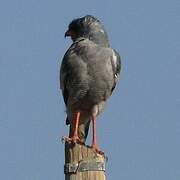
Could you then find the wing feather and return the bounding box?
[110,49,121,93]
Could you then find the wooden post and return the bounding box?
[64,142,106,180]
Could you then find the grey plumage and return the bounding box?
[60,15,121,142]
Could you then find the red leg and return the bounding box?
[63,112,82,143]
[71,111,80,139]
[91,114,99,151]
[91,114,104,155]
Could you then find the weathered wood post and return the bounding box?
[64,142,106,180]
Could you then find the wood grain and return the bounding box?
[65,142,106,180]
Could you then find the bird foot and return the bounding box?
[91,144,104,155]
[62,135,84,145]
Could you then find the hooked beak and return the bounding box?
[64,29,72,37]
[64,29,76,41]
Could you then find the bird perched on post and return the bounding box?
[60,15,121,152]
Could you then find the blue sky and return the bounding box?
[0,0,180,179]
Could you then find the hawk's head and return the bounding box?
[65,15,109,47]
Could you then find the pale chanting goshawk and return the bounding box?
[60,15,121,153]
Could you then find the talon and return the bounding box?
[70,135,81,143]
[61,136,65,143]
[62,135,84,145]
[91,144,100,151]
[91,144,104,155]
